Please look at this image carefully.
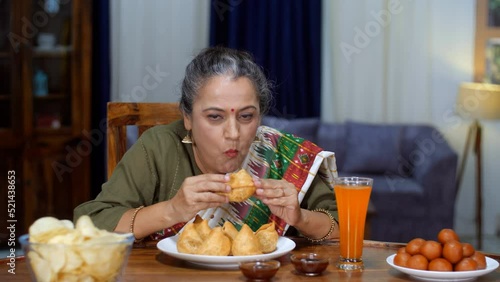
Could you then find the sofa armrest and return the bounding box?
[403,126,458,220]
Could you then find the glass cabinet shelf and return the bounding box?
[35,127,72,135]
[33,94,67,100]
[33,45,73,57]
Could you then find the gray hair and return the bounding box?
[179,46,273,116]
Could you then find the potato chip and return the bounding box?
[75,215,101,238]
[29,216,73,243]
[80,243,126,281]
[60,219,75,229]
[48,232,84,245]
[61,248,83,273]
[28,251,54,282]
[57,273,82,282]
[40,244,66,274]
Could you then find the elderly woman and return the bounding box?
[74,46,339,242]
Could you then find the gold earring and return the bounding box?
[253,136,260,143]
[182,131,193,144]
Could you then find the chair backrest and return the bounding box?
[106,102,182,178]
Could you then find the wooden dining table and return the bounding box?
[2,237,499,281]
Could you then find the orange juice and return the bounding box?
[334,184,372,259]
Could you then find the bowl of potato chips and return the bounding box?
[19,215,134,282]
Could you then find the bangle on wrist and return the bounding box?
[129,206,144,242]
[304,208,337,243]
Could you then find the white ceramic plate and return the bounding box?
[157,236,296,269]
[386,254,499,282]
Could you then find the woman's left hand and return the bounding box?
[253,178,302,226]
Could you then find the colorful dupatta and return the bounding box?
[151,125,337,240]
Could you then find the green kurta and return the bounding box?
[73,120,337,236]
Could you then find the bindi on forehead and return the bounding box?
[231,108,234,112]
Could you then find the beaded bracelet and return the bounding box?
[305,208,337,243]
[129,206,144,242]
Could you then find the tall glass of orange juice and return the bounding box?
[334,177,373,271]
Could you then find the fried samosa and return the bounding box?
[224,169,256,202]
[176,223,203,254]
[193,215,211,240]
[222,221,239,255]
[255,222,279,253]
[231,224,262,256]
[197,227,231,256]
[222,221,239,241]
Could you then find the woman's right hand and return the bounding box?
[167,174,230,222]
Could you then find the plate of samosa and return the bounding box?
[157,217,296,269]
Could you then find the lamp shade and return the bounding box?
[457,82,500,120]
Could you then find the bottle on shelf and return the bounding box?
[33,68,48,97]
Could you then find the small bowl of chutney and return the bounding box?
[290,253,329,276]
[239,260,280,280]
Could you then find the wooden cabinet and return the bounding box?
[0,0,92,243]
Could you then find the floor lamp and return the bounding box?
[456,82,500,250]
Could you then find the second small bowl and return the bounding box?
[239,260,280,280]
[290,253,329,276]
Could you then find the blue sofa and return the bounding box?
[262,117,459,243]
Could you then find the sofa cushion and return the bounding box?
[261,116,320,143]
[316,123,346,170]
[399,125,445,176]
[368,174,426,217]
[342,121,403,174]
[337,172,426,217]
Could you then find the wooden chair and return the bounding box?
[106,102,182,178]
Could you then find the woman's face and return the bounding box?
[184,75,261,174]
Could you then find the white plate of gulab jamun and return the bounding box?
[386,229,499,281]
[387,254,498,281]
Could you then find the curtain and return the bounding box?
[90,0,111,198]
[210,0,322,118]
[321,0,475,125]
[110,0,210,103]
